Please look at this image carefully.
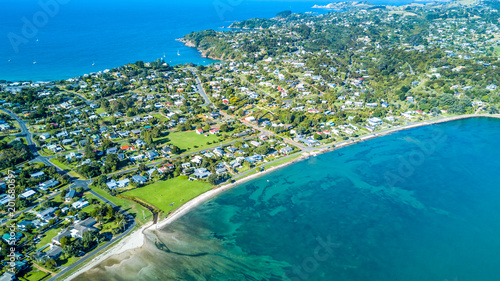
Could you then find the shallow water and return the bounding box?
[77,117,500,281]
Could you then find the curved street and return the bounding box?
[1,107,136,280]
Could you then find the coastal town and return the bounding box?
[0,0,500,280]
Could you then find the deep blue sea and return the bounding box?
[1,0,419,82]
[78,117,500,281]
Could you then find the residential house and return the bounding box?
[161,146,172,154]
[39,179,59,191]
[280,146,293,154]
[367,117,383,126]
[106,147,118,154]
[19,189,36,199]
[31,171,45,178]
[71,217,98,238]
[46,245,63,259]
[65,190,76,202]
[131,175,147,184]
[146,151,159,160]
[40,133,51,140]
[2,232,23,244]
[72,199,89,210]
[135,139,146,147]
[193,168,212,179]
[51,229,72,245]
[106,179,130,189]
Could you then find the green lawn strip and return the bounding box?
[154,130,220,149]
[95,108,105,114]
[49,159,70,171]
[68,171,85,179]
[58,256,80,267]
[20,269,51,281]
[88,185,152,225]
[154,131,243,155]
[233,169,258,181]
[123,177,212,220]
[36,228,61,250]
[262,154,302,170]
[152,113,167,121]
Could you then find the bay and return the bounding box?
[78,117,500,281]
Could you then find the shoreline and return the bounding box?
[176,38,234,62]
[66,113,499,280]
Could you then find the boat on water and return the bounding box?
[177,50,181,56]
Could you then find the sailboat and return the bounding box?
[92,61,95,66]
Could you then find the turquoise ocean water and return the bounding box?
[78,117,500,281]
[0,0,417,82]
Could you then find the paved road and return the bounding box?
[240,76,273,98]
[1,107,63,167]
[0,107,136,281]
[187,68,212,107]
[62,90,93,106]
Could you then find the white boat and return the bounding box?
[33,61,37,64]
[177,50,180,56]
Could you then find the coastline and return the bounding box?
[66,113,499,280]
[176,38,234,62]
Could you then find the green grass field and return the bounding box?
[37,228,61,249]
[88,185,153,225]
[495,47,500,56]
[262,153,302,170]
[21,270,50,281]
[156,131,221,151]
[50,159,70,171]
[152,113,167,121]
[123,177,212,219]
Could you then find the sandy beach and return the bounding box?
[67,113,499,280]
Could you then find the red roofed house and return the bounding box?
[209,128,220,134]
[196,129,204,134]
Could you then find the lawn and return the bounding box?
[21,270,50,281]
[50,159,70,171]
[95,107,106,114]
[88,185,152,225]
[37,228,61,249]
[58,256,80,267]
[495,47,500,56]
[262,153,302,170]
[157,131,222,151]
[152,113,167,121]
[123,177,212,219]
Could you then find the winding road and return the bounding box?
[0,107,136,281]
